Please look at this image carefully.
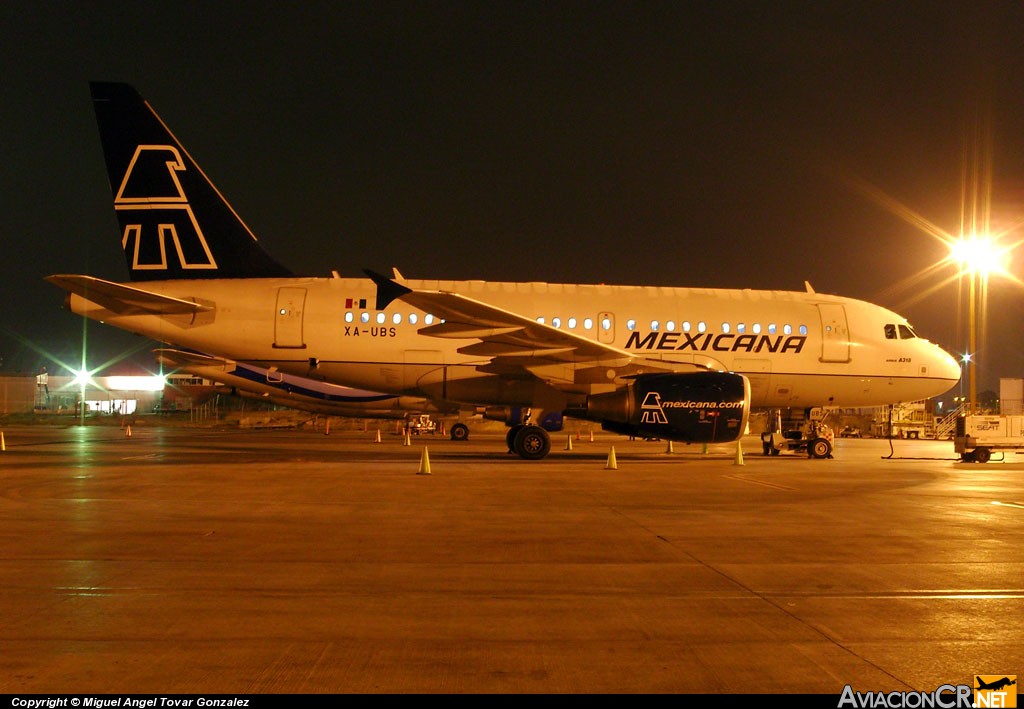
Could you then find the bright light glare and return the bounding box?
[73,369,93,387]
[949,235,1010,277]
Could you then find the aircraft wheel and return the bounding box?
[450,423,469,441]
[506,425,524,452]
[974,447,991,464]
[809,438,832,459]
[762,441,771,456]
[513,425,551,460]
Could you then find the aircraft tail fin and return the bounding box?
[89,82,293,281]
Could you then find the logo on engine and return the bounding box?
[115,144,218,272]
[640,392,669,425]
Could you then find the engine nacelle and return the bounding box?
[569,371,750,443]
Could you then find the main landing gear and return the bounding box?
[506,424,552,460]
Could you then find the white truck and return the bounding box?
[954,415,1024,463]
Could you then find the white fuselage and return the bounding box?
[69,276,961,410]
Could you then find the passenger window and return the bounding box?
[884,324,897,339]
[651,320,660,331]
[799,324,807,335]
[682,321,691,332]
[697,321,706,333]
[584,318,594,330]
[722,322,730,334]
[602,317,612,330]
[568,317,577,329]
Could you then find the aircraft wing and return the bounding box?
[46,275,212,316]
[365,270,702,389]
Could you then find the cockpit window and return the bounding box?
[884,324,897,339]
[898,324,917,339]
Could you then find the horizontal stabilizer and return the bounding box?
[46,275,212,315]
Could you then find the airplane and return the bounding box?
[155,347,463,428]
[47,82,962,460]
[976,677,1016,692]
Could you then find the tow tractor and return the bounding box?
[405,414,437,435]
[761,409,835,459]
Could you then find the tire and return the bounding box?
[809,438,832,459]
[974,447,991,464]
[513,425,551,460]
[762,441,771,456]
[506,425,524,452]
[450,423,469,441]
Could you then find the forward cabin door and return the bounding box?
[817,303,850,363]
[274,287,307,349]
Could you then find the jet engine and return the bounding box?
[568,371,751,443]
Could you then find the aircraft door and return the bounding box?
[817,303,850,363]
[274,287,307,349]
[598,312,615,344]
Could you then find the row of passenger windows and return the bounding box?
[341,310,809,335]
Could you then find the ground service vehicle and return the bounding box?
[761,410,835,459]
[955,415,1024,463]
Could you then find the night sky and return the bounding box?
[2,2,1022,395]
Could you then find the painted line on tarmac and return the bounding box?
[721,474,794,490]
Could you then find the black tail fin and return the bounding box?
[90,82,293,281]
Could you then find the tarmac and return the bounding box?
[0,421,1021,694]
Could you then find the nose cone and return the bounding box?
[933,345,962,388]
